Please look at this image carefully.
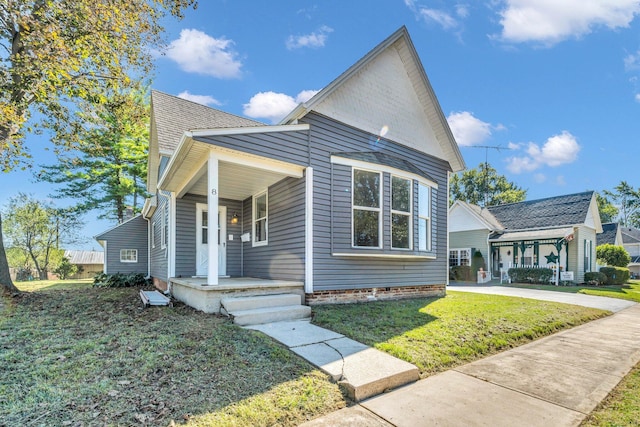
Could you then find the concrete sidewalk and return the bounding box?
[302,303,640,426]
[449,283,637,312]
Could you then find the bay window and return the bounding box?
[353,169,381,247]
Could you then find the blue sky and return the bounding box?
[2,0,640,250]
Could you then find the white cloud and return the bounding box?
[286,26,334,50]
[177,91,221,107]
[243,90,319,123]
[165,29,243,78]
[556,175,567,186]
[624,51,640,71]
[506,131,581,173]
[405,1,467,31]
[447,111,494,146]
[635,93,640,102]
[533,173,546,183]
[497,0,640,45]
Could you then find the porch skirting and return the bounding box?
[306,284,445,305]
[170,277,305,314]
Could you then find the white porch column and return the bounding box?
[304,167,314,294]
[207,152,219,285]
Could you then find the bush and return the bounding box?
[93,272,151,288]
[450,265,472,281]
[596,244,631,267]
[54,257,78,280]
[508,267,554,284]
[599,267,630,285]
[584,271,608,286]
[471,251,486,275]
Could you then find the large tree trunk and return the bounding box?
[0,214,20,294]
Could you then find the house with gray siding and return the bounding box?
[95,215,148,275]
[449,191,602,284]
[97,27,465,312]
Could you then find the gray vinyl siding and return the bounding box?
[195,130,310,167]
[97,215,148,275]
[242,176,306,281]
[174,195,243,277]
[450,230,490,266]
[149,193,169,281]
[303,112,451,291]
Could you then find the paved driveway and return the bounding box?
[448,283,636,312]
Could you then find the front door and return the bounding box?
[196,204,227,277]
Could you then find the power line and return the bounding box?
[467,145,512,207]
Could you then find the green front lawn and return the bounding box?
[581,363,640,426]
[312,291,608,377]
[13,278,94,292]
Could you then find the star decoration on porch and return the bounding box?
[545,252,559,264]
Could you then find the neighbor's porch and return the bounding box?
[170,276,305,314]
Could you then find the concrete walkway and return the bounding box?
[449,283,637,312]
[247,320,419,401]
[299,287,640,426]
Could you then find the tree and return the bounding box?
[1,0,196,171]
[38,87,149,223]
[54,256,78,280]
[0,0,195,293]
[0,214,20,293]
[596,192,619,224]
[450,163,527,207]
[596,244,631,268]
[4,194,82,280]
[604,181,640,227]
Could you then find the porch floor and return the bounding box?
[168,276,305,314]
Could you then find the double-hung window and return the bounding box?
[391,176,412,249]
[253,190,268,246]
[449,248,471,267]
[352,169,381,247]
[418,184,430,251]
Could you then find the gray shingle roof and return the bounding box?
[151,90,264,153]
[621,227,640,244]
[597,222,619,246]
[486,191,594,230]
[333,151,436,183]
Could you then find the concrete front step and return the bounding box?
[221,293,302,312]
[231,304,312,326]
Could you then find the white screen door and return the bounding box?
[196,204,227,277]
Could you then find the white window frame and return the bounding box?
[252,189,268,247]
[418,183,431,251]
[151,221,156,249]
[450,248,471,267]
[120,249,138,263]
[352,168,383,249]
[391,175,413,250]
[584,239,592,272]
[161,203,168,249]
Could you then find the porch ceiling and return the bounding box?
[189,161,293,200]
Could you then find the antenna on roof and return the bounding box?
[467,145,512,207]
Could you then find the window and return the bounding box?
[418,184,430,251]
[449,248,471,267]
[584,239,592,272]
[391,176,412,249]
[120,249,138,263]
[151,222,156,249]
[161,203,168,249]
[353,169,382,247]
[253,190,268,246]
[201,210,208,244]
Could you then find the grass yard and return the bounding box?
[0,283,346,426]
[12,278,94,292]
[312,291,608,377]
[503,279,640,303]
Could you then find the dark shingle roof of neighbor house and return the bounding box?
[621,227,640,244]
[333,152,437,183]
[597,222,619,246]
[151,90,264,153]
[486,191,594,230]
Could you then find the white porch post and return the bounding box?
[304,167,314,294]
[207,152,219,285]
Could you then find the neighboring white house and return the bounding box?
[620,227,640,277]
[449,191,602,283]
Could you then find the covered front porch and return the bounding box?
[170,276,305,314]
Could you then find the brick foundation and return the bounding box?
[306,284,446,305]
